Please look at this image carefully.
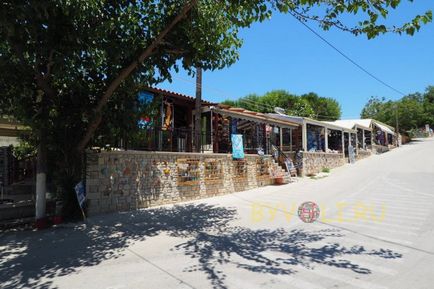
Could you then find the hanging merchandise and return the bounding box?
[307,130,317,152]
[231,118,238,134]
[162,99,173,130]
[265,124,272,137]
[348,144,356,164]
[231,134,245,159]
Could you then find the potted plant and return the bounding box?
[274,173,284,185]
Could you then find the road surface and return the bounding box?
[1,138,434,289]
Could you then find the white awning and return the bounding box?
[374,122,395,135]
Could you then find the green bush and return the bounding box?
[321,167,330,173]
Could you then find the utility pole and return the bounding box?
[395,104,399,146]
[194,67,202,152]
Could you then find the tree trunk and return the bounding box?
[35,136,47,224]
[77,0,197,153]
[194,67,202,152]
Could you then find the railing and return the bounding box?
[110,126,212,153]
[270,144,296,174]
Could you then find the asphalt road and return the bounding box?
[1,138,434,289]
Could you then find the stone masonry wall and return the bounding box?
[85,151,278,215]
[356,150,372,161]
[300,152,346,176]
[371,144,390,154]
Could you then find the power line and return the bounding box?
[289,12,406,97]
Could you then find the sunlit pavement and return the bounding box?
[1,138,434,289]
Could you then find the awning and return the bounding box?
[374,122,395,135]
[210,106,299,129]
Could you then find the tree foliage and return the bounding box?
[223,90,341,120]
[361,86,434,131]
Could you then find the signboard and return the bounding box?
[231,134,244,159]
[74,181,86,208]
[348,144,356,164]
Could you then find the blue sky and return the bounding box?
[160,2,433,119]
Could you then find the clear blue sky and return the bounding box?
[160,2,433,119]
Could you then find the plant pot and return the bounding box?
[52,215,63,225]
[35,217,48,230]
[274,177,284,185]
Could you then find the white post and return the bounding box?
[341,130,345,158]
[35,142,47,225]
[362,129,366,149]
[35,174,46,218]
[210,110,213,152]
[324,128,328,152]
[302,122,307,151]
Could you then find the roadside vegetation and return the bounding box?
[361,86,434,134]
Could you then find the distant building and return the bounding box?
[0,118,26,147]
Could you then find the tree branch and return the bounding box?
[77,0,198,152]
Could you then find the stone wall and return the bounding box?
[371,144,389,154]
[85,151,280,215]
[356,150,372,160]
[298,152,345,176]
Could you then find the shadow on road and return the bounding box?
[175,227,402,289]
[0,203,403,289]
[0,204,237,289]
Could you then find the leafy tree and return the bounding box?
[300,92,341,120]
[0,0,431,218]
[361,96,395,124]
[398,94,425,130]
[360,88,433,132]
[423,86,434,127]
[223,90,340,119]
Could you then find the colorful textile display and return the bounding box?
[231,134,245,159]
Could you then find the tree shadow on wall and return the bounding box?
[174,227,403,289]
[0,204,237,289]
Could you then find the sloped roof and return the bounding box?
[326,119,372,131]
[267,114,356,132]
[333,119,395,134]
[144,87,215,105]
[211,106,299,128]
[374,121,395,134]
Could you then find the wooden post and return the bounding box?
[289,128,293,152]
[194,67,202,152]
[279,127,283,149]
